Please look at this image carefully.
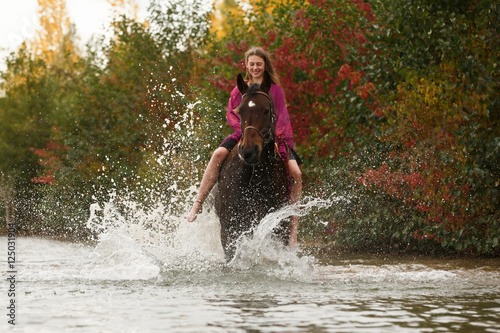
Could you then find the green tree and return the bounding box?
[25,0,212,234]
[364,0,500,254]
[0,34,81,233]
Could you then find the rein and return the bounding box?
[243,125,273,144]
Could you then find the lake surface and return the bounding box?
[2,207,500,332]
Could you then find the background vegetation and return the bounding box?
[1,0,498,254]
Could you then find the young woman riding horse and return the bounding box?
[186,47,302,246]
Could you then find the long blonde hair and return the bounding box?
[244,47,282,86]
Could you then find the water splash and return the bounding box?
[229,198,331,281]
[84,193,334,282]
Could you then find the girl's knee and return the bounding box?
[289,162,302,184]
[212,147,229,163]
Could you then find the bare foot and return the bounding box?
[185,201,202,222]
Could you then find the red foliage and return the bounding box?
[30,140,67,185]
[209,0,380,158]
[351,0,374,20]
[359,161,475,242]
[270,0,380,155]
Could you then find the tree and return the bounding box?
[0,38,81,232]
[358,0,500,253]
[31,0,79,65]
[107,0,140,19]
[203,0,499,254]
[22,0,212,234]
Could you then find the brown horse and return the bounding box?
[214,72,290,262]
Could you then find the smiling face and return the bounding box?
[246,55,266,84]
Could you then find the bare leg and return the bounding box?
[288,159,302,246]
[186,147,230,222]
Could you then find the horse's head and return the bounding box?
[236,72,275,165]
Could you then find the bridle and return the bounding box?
[240,91,276,145]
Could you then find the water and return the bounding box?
[2,205,500,332]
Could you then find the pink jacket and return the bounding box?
[222,83,295,161]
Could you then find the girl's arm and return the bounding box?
[223,86,242,143]
[271,85,295,160]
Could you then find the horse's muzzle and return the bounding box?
[238,144,261,165]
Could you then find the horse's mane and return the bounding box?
[246,83,263,97]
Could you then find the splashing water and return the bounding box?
[85,192,333,282]
[229,198,331,281]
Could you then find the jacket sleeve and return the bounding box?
[271,85,295,160]
[222,86,242,144]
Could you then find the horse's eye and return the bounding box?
[264,108,270,115]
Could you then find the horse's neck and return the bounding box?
[259,141,283,172]
[262,141,277,162]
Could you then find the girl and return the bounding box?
[186,47,302,246]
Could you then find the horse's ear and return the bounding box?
[237,73,248,95]
[260,70,272,94]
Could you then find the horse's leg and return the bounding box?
[220,216,240,262]
[273,216,292,246]
[186,147,230,222]
[224,242,237,263]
